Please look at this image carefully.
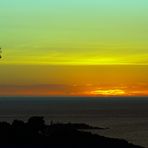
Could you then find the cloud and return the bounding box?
[0,84,71,96]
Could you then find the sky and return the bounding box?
[0,0,148,96]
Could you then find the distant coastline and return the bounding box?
[0,96,148,101]
[0,116,144,148]
[0,97,147,147]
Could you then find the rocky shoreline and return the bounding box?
[0,116,144,148]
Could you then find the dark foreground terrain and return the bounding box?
[0,116,144,148]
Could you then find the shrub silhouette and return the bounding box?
[0,116,144,148]
[28,116,45,134]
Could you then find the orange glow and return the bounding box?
[90,89,126,96]
[0,65,148,97]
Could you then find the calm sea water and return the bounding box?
[0,96,148,147]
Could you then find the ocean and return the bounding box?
[0,96,148,147]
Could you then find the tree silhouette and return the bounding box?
[0,48,2,58]
[0,116,144,148]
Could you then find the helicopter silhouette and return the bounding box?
[0,48,2,58]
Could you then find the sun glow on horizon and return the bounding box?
[0,1,148,97]
[90,89,126,96]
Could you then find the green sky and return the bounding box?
[0,0,148,65]
[0,0,148,96]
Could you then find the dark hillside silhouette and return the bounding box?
[0,116,144,148]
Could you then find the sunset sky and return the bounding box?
[0,0,148,96]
